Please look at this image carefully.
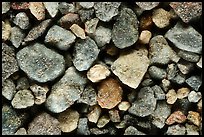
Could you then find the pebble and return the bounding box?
[85,18,99,35]
[174,98,193,116]
[197,99,202,112]
[10,26,25,48]
[58,2,75,14]
[2,78,16,100]
[79,2,94,9]
[197,56,202,68]
[14,128,27,135]
[97,115,110,128]
[109,109,121,122]
[2,43,19,83]
[27,112,61,135]
[151,85,166,100]
[185,76,202,91]
[166,89,178,104]
[139,13,153,30]
[97,78,123,109]
[170,2,202,23]
[13,12,30,30]
[185,123,199,135]
[165,111,187,125]
[43,2,59,18]
[177,49,200,62]
[136,2,159,10]
[58,109,79,133]
[106,45,119,56]
[166,124,186,135]
[165,22,202,54]
[139,30,152,44]
[148,65,167,80]
[87,105,101,123]
[11,2,29,10]
[124,126,146,135]
[94,26,112,48]
[177,87,190,99]
[70,24,86,39]
[112,7,139,49]
[2,2,10,14]
[78,8,95,23]
[30,84,49,105]
[87,64,111,83]
[45,66,87,113]
[90,128,109,135]
[11,89,34,109]
[152,8,172,28]
[73,37,99,71]
[187,111,201,127]
[24,19,52,42]
[16,77,30,90]
[111,49,149,89]
[188,91,201,103]
[128,87,157,117]
[29,2,45,20]
[45,25,76,50]
[77,118,90,135]
[94,2,121,22]
[151,101,171,128]
[149,35,180,65]
[118,101,131,111]
[161,79,171,92]
[2,20,11,41]
[141,78,154,87]
[177,60,194,75]
[16,43,65,83]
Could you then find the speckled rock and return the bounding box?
[185,123,200,135]
[124,126,146,135]
[13,12,30,30]
[109,109,121,122]
[29,2,45,20]
[11,2,29,10]
[177,87,190,99]
[85,18,99,35]
[2,2,10,14]
[16,77,30,90]
[166,89,177,104]
[14,128,27,135]
[136,2,159,10]
[97,115,110,128]
[185,76,202,91]
[90,128,109,135]
[166,111,187,125]
[2,20,11,41]
[177,60,194,75]
[79,2,94,9]
[70,24,86,39]
[187,111,201,127]
[87,105,101,123]
[177,50,200,62]
[10,26,25,48]
[188,91,201,103]
[151,85,166,100]
[148,65,167,80]
[166,124,186,135]
[78,8,95,23]
[77,118,90,135]
[58,2,75,14]
[161,79,171,92]
[2,78,16,100]
[58,13,81,29]
[43,2,58,18]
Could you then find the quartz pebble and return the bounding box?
[2,20,11,41]
[43,2,58,18]
[177,87,190,99]
[2,78,17,100]
[188,91,201,103]
[185,76,202,91]
[136,2,159,10]
[77,118,90,135]
[109,109,121,122]
[14,128,27,135]
[97,115,110,128]
[87,105,101,123]
[70,24,86,39]
[2,2,10,14]
[166,111,186,125]
[118,101,131,111]
[29,2,45,20]
[10,26,25,48]
[124,126,146,135]
[166,89,177,104]
[139,30,152,44]
[166,124,186,135]
[187,111,201,127]
[13,12,30,30]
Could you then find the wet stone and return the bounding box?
[177,49,200,62]
[78,8,95,23]
[2,2,10,14]
[124,126,146,135]
[187,111,201,127]
[166,124,186,135]
[166,111,187,125]
[185,76,202,91]
[16,43,65,83]
[2,20,11,41]
[87,105,101,123]
[29,2,45,21]
[177,87,190,99]
[136,2,159,10]
[13,12,30,30]
[148,65,167,80]
[77,118,90,135]
[16,77,30,90]
[43,2,59,18]
[2,78,17,100]
[10,26,25,48]
[151,85,165,100]
[97,115,110,128]
[79,2,94,9]
[188,91,201,103]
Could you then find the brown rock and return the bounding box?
[139,13,153,30]
[177,87,190,99]
[187,111,201,127]
[166,111,187,125]
[166,89,177,104]
[70,24,86,39]
[29,2,45,20]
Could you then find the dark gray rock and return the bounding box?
[2,78,16,100]
[73,37,99,71]
[16,43,65,83]
[16,77,30,90]
[78,8,95,23]
[141,78,154,87]
[124,126,146,135]
[10,26,25,48]
[185,76,202,91]
[13,12,30,30]
[177,49,200,62]
[77,118,90,135]
[136,2,159,10]
[152,85,165,100]
[2,2,10,14]
[148,66,167,80]
[112,7,139,49]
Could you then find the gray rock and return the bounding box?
[13,12,30,30]
[77,118,90,135]
[73,37,99,71]
[166,124,186,135]
[148,66,167,80]
[45,66,87,113]
[177,49,200,62]
[10,26,25,48]
[16,77,30,90]
[27,112,61,135]
[172,73,186,85]
[43,2,59,18]
[128,87,157,117]
[79,2,94,9]
[124,126,146,135]
[165,22,202,54]
[136,2,159,10]
[45,25,76,50]
[16,43,65,83]
[64,53,72,69]
[58,2,75,14]
[78,8,95,23]
[188,91,202,103]
[90,128,109,135]
[177,60,194,75]
[196,56,202,68]
[94,2,121,22]
[2,2,10,14]
[85,18,99,36]
[161,79,171,92]
[112,7,139,49]
[152,85,165,100]
[185,76,202,91]
[2,78,16,100]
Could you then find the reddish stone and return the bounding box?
[11,2,29,10]
[166,111,186,125]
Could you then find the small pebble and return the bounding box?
[187,111,201,127]
[43,2,59,18]
[136,2,159,10]
[166,124,186,135]
[10,26,25,48]
[139,30,152,44]
[14,128,27,135]
[188,91,201,103]
[177,49,200,62]
[165,111,186,125]
[166,89,177,104]
[177,60,194,75]
[97,115,110,128]
[151,85,166,100]
[11,2,29,10]
[77,118,90,135]
[148,65,167,80]
[118,101,131,111]
[58,2,75,14]
[2,78,16,100]
[161,79,171,92]
[13,12,30,30]
[177,87,190,99]
[16,77,30,90]
[196,56,202,68]
[70,24,86,39]
[124,126,146,135]
[29,2,45,20]
[185,76,202,91]
[2,2,10,14]
[85,18,99,35]
[2,20,11,41]
[185,123,199,135]
[109,109,121,123]
[78,8,95,23]
[87,105,101,123]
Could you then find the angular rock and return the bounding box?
[166,111,187,125]
[11,2,29,10]
[161,79,171,92]
[152,8,171,28]
[166,89,177,104]
[187,111,201,127]
[97,115,110,128]
[78,8,95,23]
[177,87,190,99]
[177,60,194,75]
[29,2,45,20]
[10,26,25,48]
[151,85,165,100]
[87,105,101,123]
[79,2,94,9]
[85,18,99,35]
[148,65,167,80]
[14,128,27,135]
[136,2,159,10]
[166,124,186,135]
[118,101,131,111]
[77,118,90,135]
[185,76,202,91]
[177,49,200,62]
[43,2,58,18]
[188,91,201,103]
[165,22,202,54]
[2,20,11,41]
[58,2,75,14]
[45,66,87,113]
[2,78,16,100]
[73,37,99,71]
[124,126,146,135]
[139,30,152,44]
[112,7,139,49]
[13,12,30,30]
[2,2,10,14]
[16,43,65,83]
[16,77,30,90]
[185,123,199,135]
[70,24,86,39]
[109,109,121,122]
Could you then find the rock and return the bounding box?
[85,18,99,35]
[177,60,194,75]
[149,35,180,65]
[115,120,126,129]
[166,89,177,104]
[139,30,152,44]
[87,105,101,123]
[2,2,10,14]
[151,85,166,100]
[45,66,87,113]
[29,2,45,20]
[45,25,76,50]
[174,98,193,116]
[111,49,149,89]
[30,84,49,105]
[109,109,121,122]
[152,8,172,28]
[27,112,61,135]
[2,43,19,83]
[10,26,25,48]
[188,91,201,103]
[165,111,187,125]
[94,2,121,22]
[124,126,146,135]
[139,13,153,30]
[2,78,16,100]
[169,2,202,23]
[58,2,75,14]
[165,22,202,54]
[161,79,171,92]
[197,99,202,112]
[11,2,29,10]
[148,65,167,80]
[197,56,202,68]
[14,128,27,135]
[16,77,30,90]
[11,89,34,109]
[177,87,190,99]
[73,37,99,71]
[64,53,72,69]
[118,101,131,111]
[141,78,154,87]
[87,64,111,83]
[16,43,65,83]
[185,123,199,135]
[97,115,110,128]
[58,109,79,133]
[136,2,159,10]
[128,87,157,117]
[2,20,11,41]
[166,124,186,135]
[79,2,94,9]
[97,78,123,109]
[77,118,90,135]
[185,76,202,91]
[90,128,109,135]
[70,24,86,39]
[187,111,201,127]
[106,44,119,56]
[43,2,58,18]
[13,12,30,30]
[112,7,139,49]
[24,19,52,43]
[151,101,171,128]
[177,50,200,63]
[78,8,95,23]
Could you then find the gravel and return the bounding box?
[188,91,202,103]
[13,12,30,30]
[2,20,11,41]
[16,77,30,90]
[185,76,202,91]
[78,8,95,23]
[87,105,101,123]
[165,124,186,135]
[43,2,59,18]
[151,85,166,100]
[58,13,80,29]
[124,126,146,135]
[148,65,167,80]
[29,2,45,21]
[2,2,10,14]
[177,49,200,62]
[136,2,159,10]
[70,24,86,39]
[10,26,25,48]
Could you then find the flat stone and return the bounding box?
[165,22,202,54]
[73,37,99,71]
[43,2,58,18]
[85,18,99,35]
[197,56,202,68]
[14,128,27,135]
[45,25,76,50]
[177,49,200,62]
[70,24,86,39]
[177,87,190,99]
[124,126,146,135]
[13,12,30,30]
[166,124,186,135]
[177,60,194,75]
[185,76,202,91]
[2,2,10,14]
[29,2,45,20]
[87,105,101,123]
[187,111,201,127]
[112,7,139,49]
[78,8,95,23]
[166,111,187,125]
[136,2,159,10]
[139,30,152,44]
[166,89,177,104]
[16,43,65,83]
[118,101,131,111]
[10,26,25,48]
[109,109,121,122]
[2,78,16,100]
[97,115,110,128]
[151,85,166,100]
[45,66,87,113]
[2,20,11,41]
[16,77,30,90]
[77,118,90,135]
[188,91,201,103]
[27,112,61,135]
[58,109,79,133]
[148,65,167,80]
